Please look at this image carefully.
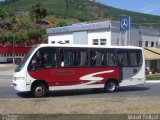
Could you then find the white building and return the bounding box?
[47,21,160,73]
[47,21,160,47]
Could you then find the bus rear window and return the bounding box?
[117,49,142,67]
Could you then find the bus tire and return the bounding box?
[104,80,117,92]
[31,83,47,98]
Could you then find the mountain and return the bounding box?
[0,0,160,46]
[1,0,160,27]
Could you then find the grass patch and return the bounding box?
[146,73,160,80]
[1,98,160,114]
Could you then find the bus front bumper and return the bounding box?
[12,77,29,92]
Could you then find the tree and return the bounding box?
[30,2,47,22]
[64,0,69,17]
[101,9,108,18]
[64,0,74,18]
[57,20,68,27]
[0,9,7,20]
[0,0,21,6]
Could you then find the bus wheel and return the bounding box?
[104,81,117,92]
[32,83,47,98]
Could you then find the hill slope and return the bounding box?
[1,0,160,28]
[0,0,160,47]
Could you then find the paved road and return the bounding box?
[0,83,160,99]
[0,64,160,99]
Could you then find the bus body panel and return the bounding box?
[27,67,120,91]
[13,72,28,91]
[119,66,145,86]
[119,49,145,86]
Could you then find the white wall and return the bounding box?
[88,30,111,46]
[47,22,160,48]
[130,27,140,46]
[140,28,160,48]
[48,33,73,44]
[110,29,120,46]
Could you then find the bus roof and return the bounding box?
[36,44,143,50]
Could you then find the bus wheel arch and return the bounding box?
[104,79,119,92]
[31,80,49,98]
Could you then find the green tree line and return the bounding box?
[0,2,47,46]
[0,0,20,6]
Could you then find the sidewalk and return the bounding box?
[146,80,160,83]
[0,64,17,76]
[0,63,17,68]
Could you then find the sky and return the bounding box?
[97,0,160,16]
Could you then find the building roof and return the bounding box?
[146,47,160,54]
[47,21,110,34]
[144,48,160,60]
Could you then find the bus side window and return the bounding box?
[95,50,105,66]
[90,49,96,66]
[28,48,58,70]
[79,49,88,66]
[42,48,57,68]
[129,50,142,66]
[60,49,64,67]
[64,49,73,67]
[117,50,129,67]
[106,50,116,66]
[90,49,105,66]
[29,51,46,70]
[61,49,77,67]
[36,48,55,68]
[136,50,142,66]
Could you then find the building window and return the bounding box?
[151,42,154,47]
[100,39,107,45]
[139,41,142,47]
[51,41,55,44]
[145,41,148,47]
[93,39,99,45]
[65,40,70,44]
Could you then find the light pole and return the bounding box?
[12,39,15,64]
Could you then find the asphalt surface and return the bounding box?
[0,64,160,99]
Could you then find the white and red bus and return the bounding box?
[0,47,31,63]
[12,44,145,97]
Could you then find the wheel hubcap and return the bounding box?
[108,82,115,91]
[35,87,43,95]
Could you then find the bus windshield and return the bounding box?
[15,45,39,72]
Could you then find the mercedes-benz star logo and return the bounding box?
[121,19,128,29]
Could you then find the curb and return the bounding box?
[146,80,160,83]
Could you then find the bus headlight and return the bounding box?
[14,77,25,81]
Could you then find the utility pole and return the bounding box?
[12,39,15,64]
